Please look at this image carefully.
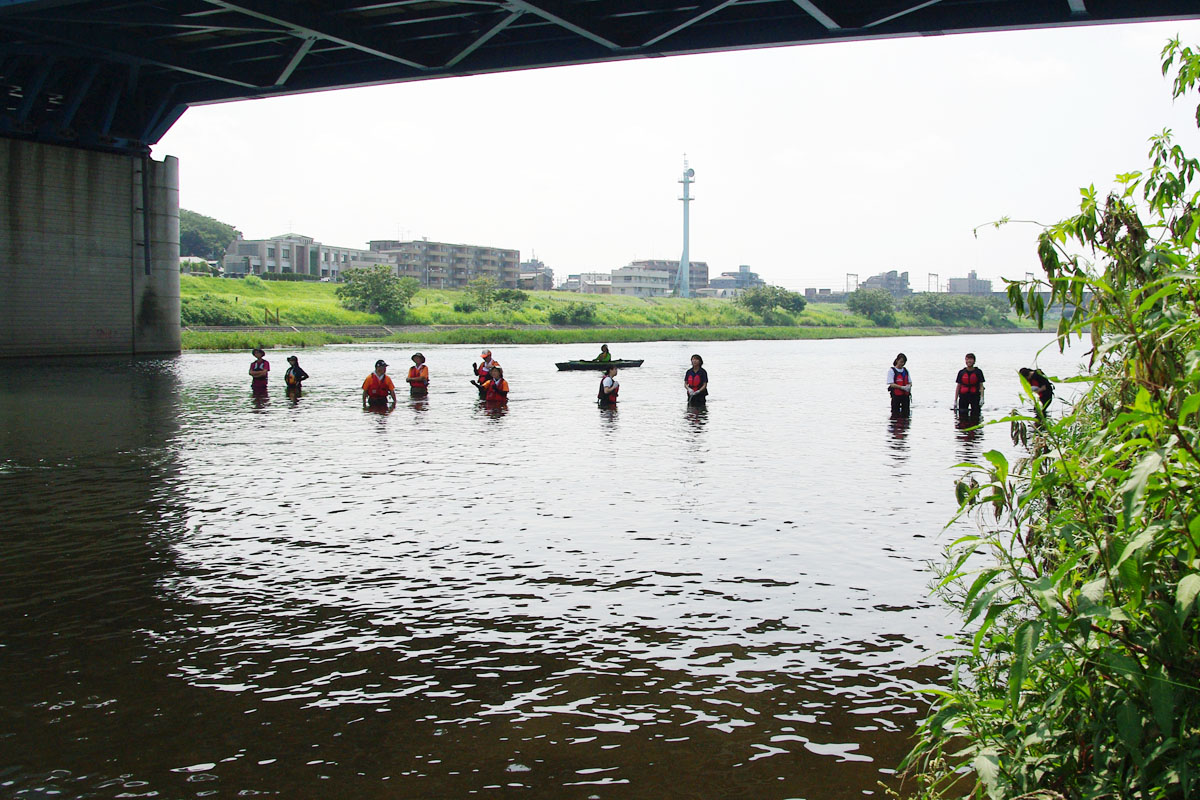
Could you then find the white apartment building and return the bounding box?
[223,233,393,279]
[611,265,670,297]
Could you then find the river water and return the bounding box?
[0,334,1080,799]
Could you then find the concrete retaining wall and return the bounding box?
[0,138,180,358]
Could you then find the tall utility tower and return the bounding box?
[846,273,859,293]
[928,273,939,293]
[677,158,695,297]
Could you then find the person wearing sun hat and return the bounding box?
[406,352,429,395]
[248,347,270,393]
[362,359,396,407]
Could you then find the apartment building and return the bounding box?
[369,239,520,289]
[611,264,670,297]
[629,259,709,295]
[223,233,392,279]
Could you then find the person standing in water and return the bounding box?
[249,348,270,393]
[598,366,619,407]
[954,352,985,417]
[1019,367,1054,414]
[481,365,509,405]
[406,353,429,395]
[362,359,397,408]
[284,356,308,395]
[684,354,708,406]
[887,353,912,416]
[475,349,499,398]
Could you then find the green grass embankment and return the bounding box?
[180,275,1025,351]
[181,275,875,328]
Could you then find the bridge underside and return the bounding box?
[3,0,1200,155]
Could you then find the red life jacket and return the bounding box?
[959,368,982,395]
[685,370,704,390]
[598,376,619,403]
[364,373,393,399]
[477,359,497,380]
[890,367,910,397]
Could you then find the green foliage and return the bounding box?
[180,294,259,326]
[180,209,239,261]
[335,266,419,323]
[242,275,265,289]
[846,288,897,327]
[903,39,1200,800]
[467,276,498,307]
[493,288,529,306]
[547,301,599,326]
[902,292,1013,327]
[736,285,808,322]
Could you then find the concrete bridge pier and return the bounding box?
[1,138,180,358]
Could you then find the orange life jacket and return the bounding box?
[483,378,509,403]
[363,372,394,399]
[408,365,428,386]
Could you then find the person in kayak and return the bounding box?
[362,359,397,408]
[249,348,270,393]
[1019,367,1054,414]
[954,352,985,417]
[685,354,708,406]
[406,352,429,395]
[284,355,309,395]
[481,365,509,405]
[887,353,912,416]
[594,344,612,363]
[598,366,619,407]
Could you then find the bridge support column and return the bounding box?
[0,138,180,358]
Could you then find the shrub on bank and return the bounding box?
[902,39,1200,800]
[181,294,259,326]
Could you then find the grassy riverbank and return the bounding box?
[181,274,877,327]
[180,325,962,350]
[180,275,1029,351]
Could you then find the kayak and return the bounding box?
[555,359,644,371]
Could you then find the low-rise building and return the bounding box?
[519,258,555,291]
[709,265,764,290]
[860,270,912,297]
[369,239,520,289]
[223,233,391,279]
[947,270,992,295]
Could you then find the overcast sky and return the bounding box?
[155,18,1200,292]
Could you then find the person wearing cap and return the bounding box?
[362,359,397,407]
[481,365,509,405]
[249,348,270,392]
[406,352,429,395]
[284,355,309,395]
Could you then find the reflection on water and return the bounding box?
[0,336,1082,799]
[955,412,986,461]
[887,414,911,456]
